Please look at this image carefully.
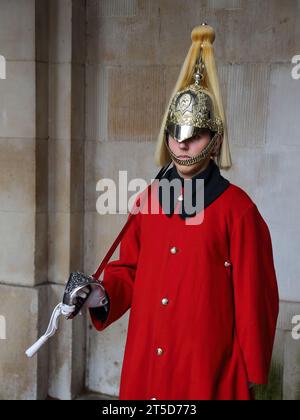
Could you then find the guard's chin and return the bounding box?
[175,161,199,172]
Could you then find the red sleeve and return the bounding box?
[89,208,142,331]
[230,203,279,385]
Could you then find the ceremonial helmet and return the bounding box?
[155,24,232,169]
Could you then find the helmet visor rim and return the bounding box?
[166,123,212,142]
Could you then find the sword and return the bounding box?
[25,272,107,358]
[25,163,171,358]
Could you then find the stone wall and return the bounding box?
[84,0,300,400]
[0,0,299,400]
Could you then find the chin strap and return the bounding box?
[25,303,75,358]
[164,132,219,166]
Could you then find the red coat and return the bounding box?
[90,181,279,400]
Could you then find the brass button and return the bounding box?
[162,298,169,305]
[156,347,164,356]
[224,261,231,267]
[170,246,178,254]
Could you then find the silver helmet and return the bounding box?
[164,52,223,166]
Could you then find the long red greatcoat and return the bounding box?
[89,171,279,400]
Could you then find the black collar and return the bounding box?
[158,159,230,220]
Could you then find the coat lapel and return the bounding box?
[158,159,230,220]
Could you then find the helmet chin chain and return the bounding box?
[164,133,219,166]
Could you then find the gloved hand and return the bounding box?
[68,283,109,318]
[77,284,108,308]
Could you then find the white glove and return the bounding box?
[76,284,108,308]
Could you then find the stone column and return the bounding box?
[47,0,86,400]
[0,0,48,399]
[0,0,86,400]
